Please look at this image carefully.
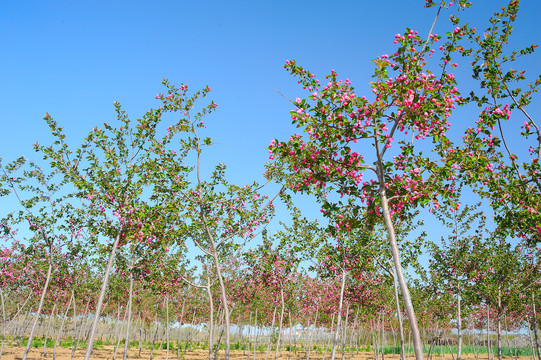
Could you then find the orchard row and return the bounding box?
[0,1,540,360]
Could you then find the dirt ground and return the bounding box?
[0,346,529,360]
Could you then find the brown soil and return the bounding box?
[0,346,528,360]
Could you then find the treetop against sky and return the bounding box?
[0,0,540,248]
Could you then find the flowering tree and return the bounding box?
[148,81,280,360]
[265,3,466,357]
[0,158,85,360]
[429,200,486,360]
[33,80,207,360]
[443,0,541,241]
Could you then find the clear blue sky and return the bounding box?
[1,1,540,261]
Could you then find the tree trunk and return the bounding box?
[43,303,57,357]
[331,267,347,360]
[380,192,423,360]
[375,139,423,360]
[457,290,462,360]
[265,307,277,360]
[391,262,405,360]
[208,241,231,360]
[323,314,335,360]
[114,304,128,360]
[0,289,6,360]
[497,288,502,360]
[138,315,143,358]
[123,266,135,360]
[177,298,186,360]
[288,312,293,360]
[487,303,491,360]
[372,319,379,360]
[84,225,123,360]
[165,296,170,360]
[54,293,73,360]
[22,258,53,360]
[307,308,319,360]
[341,303,349,360]
[199,202,231,360]
[380,313,385,360]
[532,294,541,360]
[252,309,258,360]
[213,325,224,360]
[184,311,196,354]
[149,320,160,360]
[69,293,77,360]
[207,282,215,360]
[75,298,91,354]
[213,308,225,360]
[275,286,286,360]
[246,312,252,357]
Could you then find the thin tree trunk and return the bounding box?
[372,319,379,360]
[503,312,515,360]
[110,302,122,357]
[457,290,462,360]
[149,320,160,360]
[275,286,286,360]
[43,303,57,357]
[209,243,231,360]
[341,303,349,360]
[407,330,411,360]
[292,315,297,356]
[123,265,135,360]
[375,139,423,360]
[349,310,359,360]
[474,327,480,360]
[22,259,53,360]
[331,267,347,360]
[497,288,502,360]
[529,323,535,360]
[206,274,214,360]
[177,298,186,360]
[246,312,252,357]
[214,326,225,360]
[54,293,73,360]
[307,308,319,360]
[0,289,6,360]
[84,225,123,360]
[390,261,405,360]
[323,314,335,360]
[265,307,277,360]
[70,293,77,360]
[487,303,491,360]
[252,309,258,360]
[114,304,128,360]
[75,298,91,354]
[20,311,32,347]
[197,196,231,360]
[184,311,196,355]
[446,338,455,360]
[288,312,293,360]
[138,314,143,358]
[532,294,541,360]
[213,308,225,360]
[380,313,385,360]
[166,296,171,360]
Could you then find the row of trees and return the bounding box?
[0,1,540,360]
[0,231,540,360]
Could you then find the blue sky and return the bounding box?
[1,1,540,267]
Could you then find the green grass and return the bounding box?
[7,335,536,357]
[379,344,534,356]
